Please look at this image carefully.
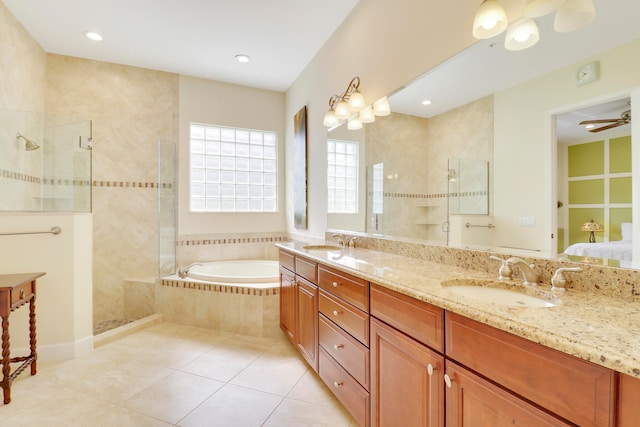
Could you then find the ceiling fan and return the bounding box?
[579,108,631,132]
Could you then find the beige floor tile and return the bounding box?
[263,397,354,427]
[180,344,262,382]
[229,350,309,396]
[179,383,283,427]
[73,357,175,402]
[124,370,224,423]
[287,370,342,408]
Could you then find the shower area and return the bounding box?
[0,108,92,212]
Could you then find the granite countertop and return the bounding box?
[276,241,640,379]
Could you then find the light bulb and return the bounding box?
[472,0,508,39]
[348,91,365,112]
[335,100,351,120]
[505,18,539,51]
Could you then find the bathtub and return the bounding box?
[187,260,279,284]
[156,259,281,337]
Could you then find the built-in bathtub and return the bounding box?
[157,259,281,338]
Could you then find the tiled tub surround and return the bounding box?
[157,276,280,338]
[279,240,640,379]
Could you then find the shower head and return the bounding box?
[16,133,40,151]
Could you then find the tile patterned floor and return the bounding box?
[0,323,356,426]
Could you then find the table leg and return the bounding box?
[29,297,36,376]
[2,315,10,404]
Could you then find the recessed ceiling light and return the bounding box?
[84,31,103,41]
[421,100,432,106]
[235,54,251,63]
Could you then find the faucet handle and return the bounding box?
[490,256,513,281]
[332,233,346,246]
[551,267,583,292]
[346,236,359,248]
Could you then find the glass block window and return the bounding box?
[190,123,277,212]
[327,139,358,214]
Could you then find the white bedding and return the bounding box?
[563,240,632,261]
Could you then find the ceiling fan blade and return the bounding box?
[588,121,626,132]
[579,118,620,124]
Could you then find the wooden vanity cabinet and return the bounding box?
[278,250,319,371]
[446,312,616,427]
[279,266,295,342]
[370,284,445,427]
[317,265,371,427]
[617,373,640,426]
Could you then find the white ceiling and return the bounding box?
[2,0,360,92]
[389,0,639,141]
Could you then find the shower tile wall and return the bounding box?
[365,96,493,242]
[45,55,179,324]
[0,3,47,210]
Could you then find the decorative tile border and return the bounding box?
[160,278,279,296]
[371,191,488,199]
[177,235,292,246]
[1,170,173,189]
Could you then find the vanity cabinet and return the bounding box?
[370,284,445,427]
[317,264,371,427]
[617,373,640,426]
[446,313,616,427]
[278,250,319,371]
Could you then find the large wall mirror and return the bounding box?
[327,0,640,269]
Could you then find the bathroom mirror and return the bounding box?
[327,0,640,268]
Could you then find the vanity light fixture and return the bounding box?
[472,0,596,50]
[84,31,103,41]
[421,100,432,106]
[323,77,391,128]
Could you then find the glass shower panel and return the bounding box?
[158,139,176,277]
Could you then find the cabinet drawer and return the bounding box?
[446,313,616,427]
[11,281,35,308]
[295,256,317,283]
[319,347,369,427]
[318,266,369,312]
[319,289,369,346]
[279,250,295,272]
[370,284,444,353]
[319,314,370,390]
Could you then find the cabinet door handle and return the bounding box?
[332,310,341,316]
[20,289,25,299]
[333,344,344,350]
[332,281,340,288]
[427,363,435,376]
[333,381,343,388]
[444,373,453,389]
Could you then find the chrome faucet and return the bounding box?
[551,267,582,292]
[332,233,346,247]
[505,257,540,285]
[177,262,203,278]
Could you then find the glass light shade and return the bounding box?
[523,0,564,17]
[335,100,351,120]
[347,117,363,130]
[359,106,375,123]
[373,96,391,116]
[323,109,338,127]
[348,91,366,112]
[554,0,595,32]
[472,0,508,39]
[504,18,540,51]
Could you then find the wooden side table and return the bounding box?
[0,272,45,404]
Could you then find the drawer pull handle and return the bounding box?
[427,363,434,376]
[444,374,453,389]
[332,281,340,288]
[20,289,25,299]
[333,381,343,388]
[332,310,341,316]
[333,344,344,350]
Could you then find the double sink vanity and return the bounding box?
[276,241,640,426]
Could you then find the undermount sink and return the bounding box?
[302,244,343,251]
[441,280,558,308]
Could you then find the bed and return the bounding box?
[563,222,632,262]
